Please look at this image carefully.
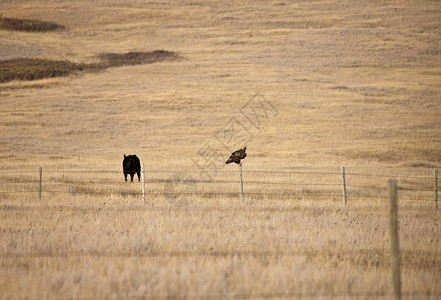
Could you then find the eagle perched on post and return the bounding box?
[225,146,247,166]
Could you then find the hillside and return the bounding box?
[0,1,440,299]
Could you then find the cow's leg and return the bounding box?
[124,172,128,182]
[137,171,141,182]
[130,173,134,182]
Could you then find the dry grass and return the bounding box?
[1,0,441,298]
[0,161,439,299]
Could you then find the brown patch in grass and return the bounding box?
[98,50,181,68]
[0,58,88,83]
[0,16,64,32]
[398,161,441,169]
[0,50,181,83]
[342,148,441,165]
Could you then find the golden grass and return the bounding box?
[0,198,440,298]
[1,0,441,298]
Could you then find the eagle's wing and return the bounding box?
[235,149,247,159]
[226,150,240,164]
[231,150,242,157]
[226,147,247,164]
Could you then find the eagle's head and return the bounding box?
[244,146,247,151]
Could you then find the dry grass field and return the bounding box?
[1,0,441,299]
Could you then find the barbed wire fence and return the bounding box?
[1,166,440,299]
[0,166,438,207]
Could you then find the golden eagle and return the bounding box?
[225,146,247,166]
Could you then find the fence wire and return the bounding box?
[0,167,438,204]
[0,168,435,177]
[17,290,441,300]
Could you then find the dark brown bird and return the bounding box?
[225,146,247,166]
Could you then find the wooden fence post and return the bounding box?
[341,167,347,206]
[239,165,244,202]
[434,168,438,209]
[141,163,145,203]
[39,167,42,201]
[388,179,401,300]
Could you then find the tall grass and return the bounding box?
[1,180,439,298]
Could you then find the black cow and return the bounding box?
[122,154,141,182]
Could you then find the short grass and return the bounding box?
[0,0,440,298]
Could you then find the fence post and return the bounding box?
[388,179,401,300]
[341,167,347,206]
[434,168,438,208]
[239,165,244,202]
[141,163,145,203]
[39,167,42,201]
